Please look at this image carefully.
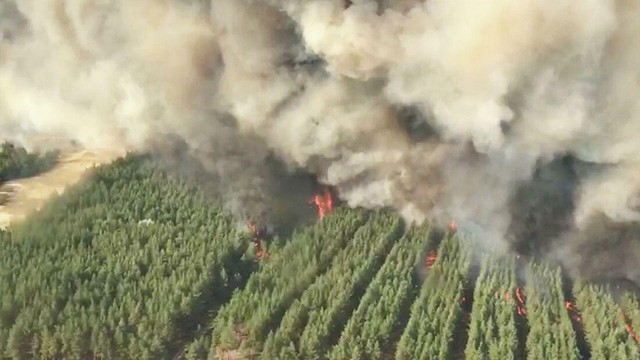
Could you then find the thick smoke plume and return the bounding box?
[1,0,639,285]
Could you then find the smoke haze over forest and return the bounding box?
[1,0,639,286]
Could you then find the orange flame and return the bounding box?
[515,287,525,304]
[565,301,574,310]
[565,301,582,323]
[494,288,526,317]
[310,188,334,219]
[517,307,527,317]
[514,287,527,317]
[448,220,457,233]
[426,250,438,271]
[246,221,269,261]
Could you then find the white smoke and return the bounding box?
[1,0,639,280]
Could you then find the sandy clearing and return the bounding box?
[0,148,124,229]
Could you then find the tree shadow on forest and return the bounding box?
[167,246,258,359]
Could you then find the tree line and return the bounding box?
[0,142,59,184]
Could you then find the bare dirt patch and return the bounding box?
[0,148,123,229]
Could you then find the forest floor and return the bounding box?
[0,148,122,229]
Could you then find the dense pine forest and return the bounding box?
[1,156,639,359]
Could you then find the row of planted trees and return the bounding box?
[260,213,402,360]
[574,281,639,359]
[395,233,472,360]
[208,208,368,359]
[465,254,518,360]
[329,225,434,360]
[524,263,580,360]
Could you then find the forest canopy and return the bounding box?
[0,142,59,184]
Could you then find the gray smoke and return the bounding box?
[1,0,639,284]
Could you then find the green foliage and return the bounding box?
[209,208,367,358]
[395,234,472,360]
[0,142,59,184]
[621,293,640,343]
[261,212,402,360]
[183,335,211,360]
[574,282,639,359]
[0,156,253,359]
[330,224,432,360]
[524,262,579,360]
[464,254,517,360]
[2,152,638,360]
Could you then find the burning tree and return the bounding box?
[465,254,518,360]
[310,188,334,219]
[247,222,269,261]
[621,294,640,344]
[515,287,527,317]
[524,262,580,360]
[574,282,639,359]
[448,220,457,234]
[425,249,438,271]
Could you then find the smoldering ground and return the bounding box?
[1,0,639,287]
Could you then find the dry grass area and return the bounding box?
[0,148,123,229]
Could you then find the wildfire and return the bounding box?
[425,250,438,271]
[515,287,527,317]
[246,222,259,237]
[496,287,527,317]
[621,312,640,343]
[310,188,334,219]
[447,220,457,234]
[565,301,582,323]
[246,221,269,261]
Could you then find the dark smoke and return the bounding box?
[560,214,640,288]
[151,128,323,234]
[507,155,579,256]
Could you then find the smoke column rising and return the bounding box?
[1,0,639,284]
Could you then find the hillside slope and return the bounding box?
[1,157,638,360]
